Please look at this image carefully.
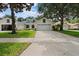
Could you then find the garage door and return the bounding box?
[37,24,51,31]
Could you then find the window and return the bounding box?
[26,25,29,28]
[32,25,35,28]
[7,19,10,23]
[43,19,46,23]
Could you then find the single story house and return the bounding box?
[65,23,79,30]
[54,21,79,30]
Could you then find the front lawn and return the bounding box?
[0,30,36,38]
[60,30,79,37]
[0,42,31,56]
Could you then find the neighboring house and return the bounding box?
[65,23,79,30]
[54,21,79,30]
[0,17,54,31]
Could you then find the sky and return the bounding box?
[0,3,42,18]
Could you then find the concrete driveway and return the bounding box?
[21,31,79,56]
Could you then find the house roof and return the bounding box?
[53,21,79,26]
[64,21,79,25]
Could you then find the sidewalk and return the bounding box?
[0,38,34,42]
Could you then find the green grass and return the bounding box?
[0,30,36,38]
[0,42,31,56]
[61,30,79,37]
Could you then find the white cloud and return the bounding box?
[0,3,41,18]
[16,11,42,18]
[15,3,41,18]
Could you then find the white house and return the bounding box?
[64,23,79,30]
[53,21,79,30]
[0,17,12,31]
[0,17,54,31]
[35,18,54,31]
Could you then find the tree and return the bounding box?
[70,4,79,19]
[4,15,12,18]
[38,3,72,31]
[0,3,34,34]
[17,17,24,22]
[35,15,43,20]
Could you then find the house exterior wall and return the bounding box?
[0,18,12,25]
[35,18,53,31]
[63,23,79,30]
[35,18,52,24]
[68,24,79,29]
[0,18,12,31]
[25,23,36,29]
[0,17,54,31]
[16,22,25,30]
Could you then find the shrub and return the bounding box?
[52,24,60,31]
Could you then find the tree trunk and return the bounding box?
[10,4,16,34]
[60,4,64,31]
[60,14,64,31]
